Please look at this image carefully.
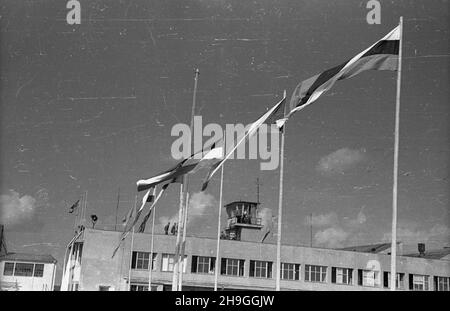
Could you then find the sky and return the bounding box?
[0,0,449,283]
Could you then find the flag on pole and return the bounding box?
[201,94,287,191]
[137,143,224,193]
[68,199,80,214]
[137,183,171,233]
[287,25,400,118]
[112,187,155,258]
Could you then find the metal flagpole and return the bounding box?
[275,90,287,291]
[390,16,403,291]
[175,68,200,291]
[214,163,225,291]
[128,194,138,291]
[81,191,88,228]
[115,188,121,231]
[172,183,184,291]
[178,192,190,290]
[148,196,157,291]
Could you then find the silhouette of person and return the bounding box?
[164,222,170,235]
[171,222,178,235]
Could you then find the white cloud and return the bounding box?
[317,148,366,174]
[0,190,37,225]
[305,212,338,226]
[159,192,217,228]
[314,227,349,248]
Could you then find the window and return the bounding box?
[434,276,450,291]
[249,260,272,278]
[14,263,34,277]
[220,258,245,277]
[409,274,429,291]
[130,284,148,291]
[383,272,404,289]
[99,285,110,291]
[34,264,44,277]
[161,253,187,272]
[281,263,300,281]
[305,265,327,283]
[191,256,215,274]
[3,262,14,276]
[358,269,380,287]
[332,267,353,285]
[131,251,150,270]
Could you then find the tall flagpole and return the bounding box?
[174,68,200,291]
[172,183,184,290]
[128,194,138,291]
[115,188,121,231]
[178,192,190,290]
[214,162,225,291]
[275,90,287,291]
[390,16,403,291]
[148,198,157,291]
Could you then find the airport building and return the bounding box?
[0,253,57,291]
[60,201,450,291]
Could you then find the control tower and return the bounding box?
[220,201,263,241]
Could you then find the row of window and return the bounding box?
[129,251,450,291]
[3,262,45,278]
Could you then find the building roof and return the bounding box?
[403,248,450,260]
[0,252,57,264]
[337,243,395,254]
[224,201,259,207]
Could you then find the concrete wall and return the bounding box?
[0,261,56,291]
[76,229,450,291]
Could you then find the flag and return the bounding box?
[201,94,287,191]
[137,183,171,233]
[288,25,400,118]
[137,142,224,192]
[111,187,155,258]
[68,199,80,214]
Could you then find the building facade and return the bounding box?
[61,228,450,291]
[0,253,57,291]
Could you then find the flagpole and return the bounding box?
[128,194,137,291]
[172,183,184,291]
[275,90,287,291]
[148,198,157,291]
[175,68,200,291]
[115,188,121,231]
[214,163,225,291]
[178,192,190,290]
[390,16,403,291]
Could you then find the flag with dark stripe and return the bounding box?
[288,25,400,117]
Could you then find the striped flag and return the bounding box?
[137,143,224,193]
[201,94,287,191]
[137,183,171,233]
[287,25,400,118]
[112,187,155,258]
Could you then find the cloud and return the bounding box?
[307,208,368,248]
[305,212,338,226]
[314,227,349,248]
[187,192,216,220]
[317,148,366,174]
[159,192,217,228]
[345,206,367,228]
[0,190,37,226]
